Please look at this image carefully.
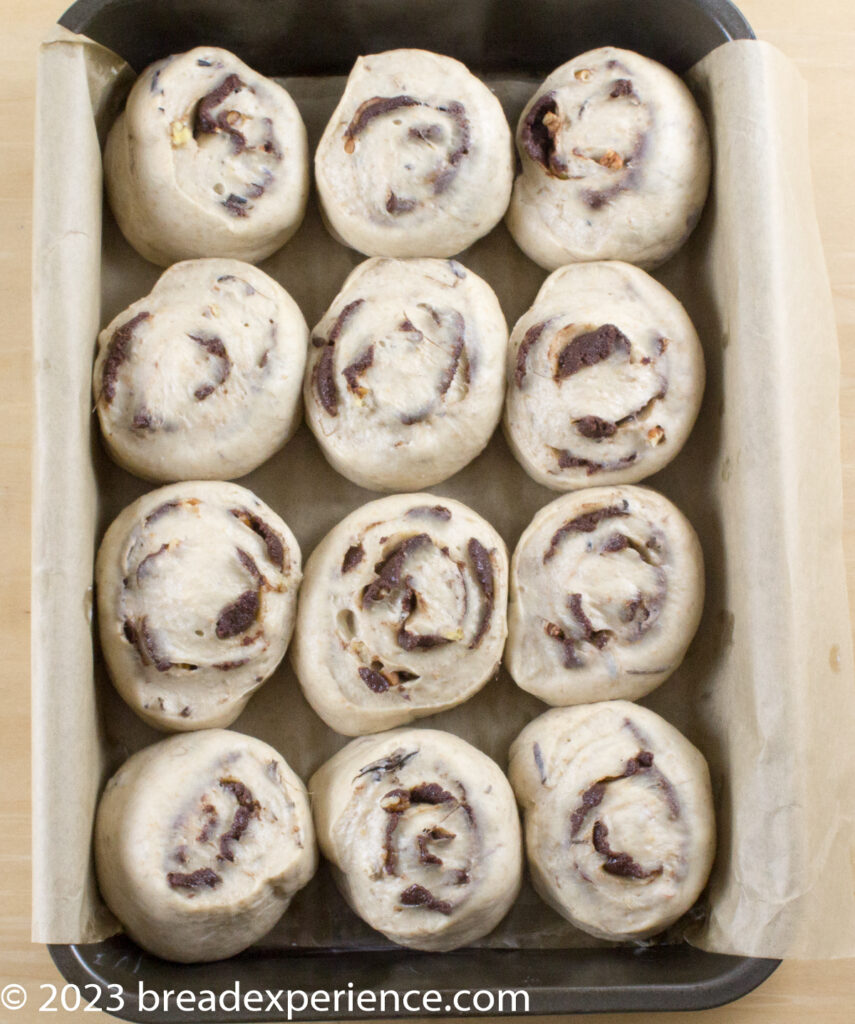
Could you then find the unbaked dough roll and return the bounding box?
[507,47,710,270]
[304,258,507,490]
[95,729,316,962]
[314,49,513,257]
[504,261,704,490]
[311,728,522,950]
[509,702,715,941]
[96,481,301,731]
[291,495,508,736]
[105,47,308,266]
[93,259,308,483]
[507,486,703,705]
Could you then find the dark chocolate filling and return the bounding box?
[556,324,630,379]
[342,543,365,573]
[416,826,455,866]
[467,537,494,649]
[362,534,431,606]
[167,868,221,889]
[545,621,582,668]
[555,450,638,475]
[195,73,246,150]
[359,666,390,693]
[575,415,617,439]
[592,819,662,879]
[406,505,452,521]
[570,750,655,837]
[342,345,375,394]
[399,883,452,915]
[313,299,366,417]
[101,311,151,404]
[515,320,550,387]
[568,592,610,650]
[521,91,567,177]
[343,94,470,200]
[215,590,259,639]
[544,502,630,562]
[229,508,285,570]
[189,333,231,400]
[218,778,260,862]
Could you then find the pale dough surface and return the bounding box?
[291,494,508,735]
[509,702,716,941]
[504,260,705,490]
[96,481,301,731]
[507,46,710,270]
[310,727,522,951]
[506,485,704,705]
[315,49,514,258]
[304,257,507,491]
[105,46,308,265]
[94,729,316,962]
[93,258,307,482]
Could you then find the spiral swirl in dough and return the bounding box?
[96,481,301,731]
[507,486,703,705]
[509,702,716,941]
[93,259,308,483]
[507,47,710,270]
[504,261,704,491]
[105,47,308,266]
[305,257,507,491]
[315,49,514,258]
[292,495,507,736]
[95,729,316,962]
[311,728,522,951]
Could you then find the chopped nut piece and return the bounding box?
[380,790,411,812]
[648,426,666,446]
[599,149,624,170]
[225,110,242,126]
[542,111,561,132]
[344,136,356,154]
[574,68,592,81]
[170,120,192,147]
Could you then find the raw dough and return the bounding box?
[509,702,715,940]
[311,727,522,950]
[96,481,301,731]
[93,259,307,482]
[507,47,710,270]
[105,47,308,265]
[315,49,513,257]
[506,485,703,705]
[291,494,508,735]
[305,257,507,491]
[504,260,704,490]
[95,729,316,962]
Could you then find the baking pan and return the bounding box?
[43,0,780,1017]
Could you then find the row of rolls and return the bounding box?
[95,255,704,493]
[96,708,715,962]
[105,44,709,271]
[97,484,702,733]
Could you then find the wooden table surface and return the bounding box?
[3,0,854,1020]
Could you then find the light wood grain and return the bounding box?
[2,0,854,1020]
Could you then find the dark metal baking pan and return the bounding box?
[47,0,778,1017]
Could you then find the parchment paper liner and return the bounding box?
[32,29,855,958]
